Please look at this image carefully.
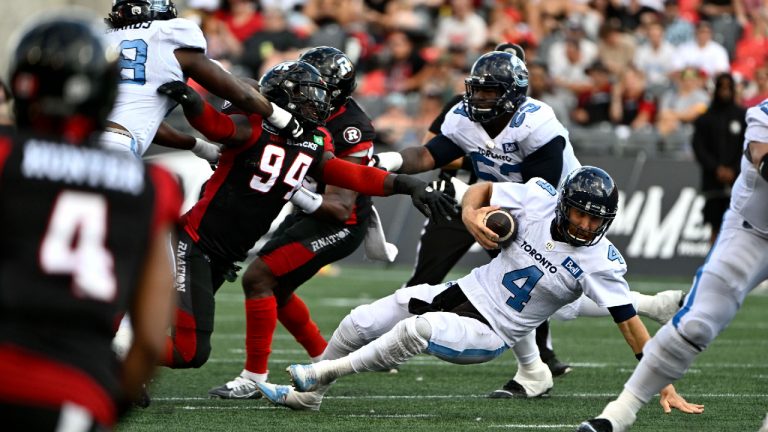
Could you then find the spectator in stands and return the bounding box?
[200,12,243,61]
[634,20,676,95]
[0,78,12,129]
[487,2,535,49]
[433,0,488,53]
[548,23,598,94]
[698,0,748,60]
[528,60,574,126]
[214,0,263,42]
[656,67,710,148]
[241,8,305,77]
[662,0,696,46]
[672,21,731,77]
[731,11,768,83]
[373,92,419,150]
[362,30,432,97]
[692,73,746,244]
[609,66,657,131]
[571,60,613,127]
[597,18,636,76]
[743,66,768,108]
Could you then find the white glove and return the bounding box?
[290,186,323,213]
[191,138,221,164]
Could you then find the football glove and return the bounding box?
[266,102,304,139]
[393,174,458,222]
[157,81,203,116]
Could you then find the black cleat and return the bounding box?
[545,357,572,377]
[134,383,151,408]
[487,379,551,399]
[576,419,613,432]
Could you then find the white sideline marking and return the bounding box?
[180,405,275,410]
[154,392,768,402]
[489,425,573,429]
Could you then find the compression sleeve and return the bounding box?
[188,101,236,142]
[320,156,391,196]
[425,134,466,169]
[520,135,565,186]
[608,304,637,324]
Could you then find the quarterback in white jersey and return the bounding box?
[252,167,696,413]
[101,0,305,159]
[577,103,768,432]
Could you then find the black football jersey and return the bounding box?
[0,132,182,399]
[312,98,375,223]
[183,116,333,264]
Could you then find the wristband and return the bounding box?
[759,154,768,182]
[450,176,470,203]
[290,186,323,213]
[267,102,291,129]
[191,138,220,163]
[375,152,404,172]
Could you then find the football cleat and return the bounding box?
[257,382,322,411]
[287,364,320,392]
[134,383,151,408]
[576,419,613,432]
[643,290,685,324]
[487,379,552,399]
[208,376,262,399]
[544,357,572,378]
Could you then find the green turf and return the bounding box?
[118,265,768,432]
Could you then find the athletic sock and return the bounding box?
[278,294,328,358]
[244,296,278,374]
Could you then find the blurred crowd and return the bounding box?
[176,0,768,157]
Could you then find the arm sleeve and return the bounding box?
[519,135,566,186]
[320,156,390,196]
[425,134,467,168]
[188,101,236,142]
[607,304,637,323]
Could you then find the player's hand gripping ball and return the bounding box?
[483,209,518,246]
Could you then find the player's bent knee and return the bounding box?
[413,316,432,340]
[679,318,716,349]
[241,260,276,298]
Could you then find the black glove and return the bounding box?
[393,175,459,222]
[157,81,203,116]
[429,172,456,200]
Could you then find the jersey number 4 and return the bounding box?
[502,265,544,312]
[39,191,116,301]
[250,144,313,199]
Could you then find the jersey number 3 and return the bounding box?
[502,265,544,312]
[39,191,116,301]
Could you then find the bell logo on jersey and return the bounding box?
[561,257,583,279]
[343,127,361,144]
[502,142,519,153]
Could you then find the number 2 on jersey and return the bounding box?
[502,265,543,312]
[39,191,116,301]
[117,39,148,85]
[250,144,313,199]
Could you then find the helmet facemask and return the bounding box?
[463,51,529,123]
[556,198,615,246]
[284,80,331,127]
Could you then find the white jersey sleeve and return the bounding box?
[163,18,207,52]
[491,177,559,223]
[730,100,768,234]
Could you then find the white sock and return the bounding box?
[311,354,324,363]
[240,370,268,383]
[633,292,654,316]
[511,331,540,365]
[599,389,642,432]
[313,358,355,383]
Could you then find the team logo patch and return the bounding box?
[313,134,325,147]
[343,127,361,143]
[561,257,583,279]
[502,142,519,153]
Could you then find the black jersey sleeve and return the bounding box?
[428,94,464,135]
[520,135,566,186]
[425,134,466,169]
[328,99,376,157]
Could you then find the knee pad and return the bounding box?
[643,324,699,382]
[413,316,432,340]
[393,317,429,357]
[679,318,716,350]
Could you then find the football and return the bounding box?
[483,209,517,243]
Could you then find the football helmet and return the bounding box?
[9,13,119,140]
[106,0,177,28]
[259,61,331,127]
[299,46,356,112]
[556,166,618,247]
[463,51,529,123]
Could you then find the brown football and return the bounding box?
[483,209,516,242]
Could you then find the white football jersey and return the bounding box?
[440,97,581,184]
[105,19,207,155]
[457,178,632,347]
[730,99,768,235]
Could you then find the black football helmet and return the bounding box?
[298,46,356,112]
[9,13,119,141]
[106,0,177,28]
[464,51,529,123]
[556,166,619,247]
[258,61,331,127]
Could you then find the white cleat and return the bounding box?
[500,361,553,398]
[759,412,768,432]
[287,363,321,392]
[208,375,262,399]
[642,290,685,324]
[256,382,323,411]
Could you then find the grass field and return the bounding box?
[118,265,768,432]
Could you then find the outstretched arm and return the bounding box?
[153,122,220,163]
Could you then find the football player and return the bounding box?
[576,101,768,432]
[372,50,684,397]
[159,60,456,370]
[207,46,388,399]
[255,167,700,413]
[103,0,304,160]
[0,12,181,429]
